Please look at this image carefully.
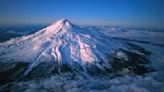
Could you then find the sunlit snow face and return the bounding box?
[78,41,96,63]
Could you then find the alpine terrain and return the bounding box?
[0,19,164,92]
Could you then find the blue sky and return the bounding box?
[0,0,164,29]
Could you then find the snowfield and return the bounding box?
[0,19,164,92]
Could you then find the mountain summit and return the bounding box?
[49,18,72,28]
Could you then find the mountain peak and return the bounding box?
[47,18,72,30]
[59,18,72,26]
[60,18,69,22]
[55,18,72,25]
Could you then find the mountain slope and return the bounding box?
[0,19,122,74]
[0,19,152,75]
[0,19,164,92]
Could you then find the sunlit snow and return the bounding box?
[0,19,164,92]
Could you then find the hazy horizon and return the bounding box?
[0,0,164,29]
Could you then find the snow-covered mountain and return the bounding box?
[0,19,125,75]
[0,19,163,75]
[0,19,164,92]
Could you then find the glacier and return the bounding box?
[0,19,126,75]
[0,19,164,92]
